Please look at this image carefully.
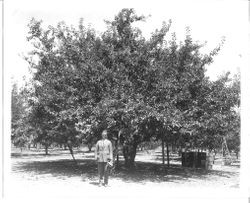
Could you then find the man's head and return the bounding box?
[101,129,108,139]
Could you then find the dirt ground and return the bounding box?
[7,147,240,199]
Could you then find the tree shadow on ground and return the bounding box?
[113,161,239,183]
[12,158,239,185]
[11,152,72,158]
[11,149,87,159]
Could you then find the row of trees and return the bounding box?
[11,9,240,167]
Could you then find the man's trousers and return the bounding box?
[97,162,109,184]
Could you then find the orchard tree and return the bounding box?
[11,81,34,150]
[25,18,101,161]
[141,27,225,164]
[197,72,240,154]
[226,112,240,159]
[28,101,56,155]
[78,9,224,167]
[24,8,240,168]
[12,82,24,146]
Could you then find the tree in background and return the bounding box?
[194,72,240,154]
[11,81,34,151]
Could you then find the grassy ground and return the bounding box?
[8,146,240,198]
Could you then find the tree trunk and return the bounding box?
[178,148,182,156]
[213,149,217,156]
[88,143,92,152]
[116,130,122,168]
[68,145,77,165]
[236,151,239,159]
[45,144,49,155]
[123,142,137,168]
[162,138,165,165]
[166,142,170,167]
[116,140,119,168]
[172,144,176,153]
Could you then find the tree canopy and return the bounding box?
[12,8,240,166]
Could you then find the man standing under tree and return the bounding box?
[95,129,113,187]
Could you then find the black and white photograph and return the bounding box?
[1,0,250,202]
